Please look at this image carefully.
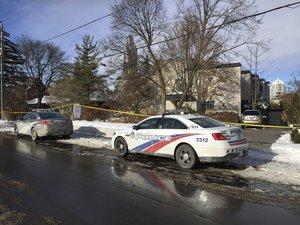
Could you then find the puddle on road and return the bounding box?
[110,163,246,221]
[110,164,300,225]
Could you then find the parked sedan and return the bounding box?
[240,110,263,125]
[112,114,248,169]
[14,110,73,141]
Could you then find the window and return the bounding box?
[190,117,225,128]
[137,118,159,129]
[157,118,187,129]
[243,110,261,116]
[22,113,31,121]
[38,112,65,119]
[205,100,214,110]
[23,113,36,121]
[174,79,185,93]
[29,114,37,120]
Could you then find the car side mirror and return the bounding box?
[132,125,139,130]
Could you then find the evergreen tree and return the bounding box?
[118,35,155,114]
[286,74,300,124]
[1,27,27,117]
[74,35,108,103]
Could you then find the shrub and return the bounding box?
[290,128,300,143]
[206,112,239,123]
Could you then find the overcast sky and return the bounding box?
[1,0,300,84]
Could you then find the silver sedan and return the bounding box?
[14,110,73,141]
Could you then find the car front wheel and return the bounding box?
[114,137,128,157]
[175,144,198,169]
[31,128,38,141]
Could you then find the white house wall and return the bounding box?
[204,66,242,114]
[163,63,242,114]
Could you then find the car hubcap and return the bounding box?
[118,143,124,152]
[32,131,36,139]
[180,151,190,164]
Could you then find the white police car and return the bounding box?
[112,114,248,169]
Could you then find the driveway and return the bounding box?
[243,128,288,151]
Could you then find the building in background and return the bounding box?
[270,78,286,105]
[241,71,270,112]
[163,63,270,116]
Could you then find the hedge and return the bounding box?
[290,128,300,143]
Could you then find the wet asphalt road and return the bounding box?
[1,134,300,225]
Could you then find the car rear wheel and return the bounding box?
[31,128,38,141]
[175,144,198,169]
[63,135,71,139]
[114,137,128,157]
[14,125,19,136]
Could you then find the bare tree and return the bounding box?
[287,73,300,93]
[164,0,258,110]
[17,35,66,108]
[110,0,168,112]
[240,40,271,109]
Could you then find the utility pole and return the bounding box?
[253,43,258,110]
[0,21,3,120]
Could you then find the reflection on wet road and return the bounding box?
[1,135,300,225]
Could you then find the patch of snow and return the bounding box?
[271,133,300,165]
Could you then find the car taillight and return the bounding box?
[41,121,49,125]
[212,133,230,140]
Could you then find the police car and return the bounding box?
[112,114,248,169]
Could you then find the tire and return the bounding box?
[14,125,19,136]
[63,135,71,140]
[114,137,128,157]
[31,128,38,141]
[175,144,198,169]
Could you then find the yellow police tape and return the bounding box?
[3,111,28,114]
[3,104,300,129]
[79,104,149,117]
[226,122,299,129]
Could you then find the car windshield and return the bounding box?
[243,110,260,116]
[189,117,225,128]
[38,112,65,119]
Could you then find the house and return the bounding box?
[163,62,270,115]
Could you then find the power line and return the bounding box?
[41,1,300,59]
[42,2,137,44]
[42,13,113,43]
[102,1,300,59]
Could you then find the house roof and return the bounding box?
[26,95,65,105]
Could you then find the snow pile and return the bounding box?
[72,120,133,137]
[234,130,300,186]
[271,133,300,165]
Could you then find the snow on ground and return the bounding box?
[64,120,134,149]
[234,132,300,187]
[0,121,13,133]
[1,120,300,186]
